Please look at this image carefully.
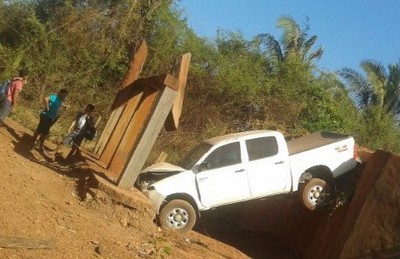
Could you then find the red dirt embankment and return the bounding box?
[4,114,398,258]
[0,120,250,259]
[58,145,400,258]
[232,150,400,258]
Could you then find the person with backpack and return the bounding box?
[31,89,69,151]
[53,104,96,161]
[0,68,28,124]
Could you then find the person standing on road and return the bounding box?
[31,89,69,151]
[0,68,28,125]
[53,103,95,160]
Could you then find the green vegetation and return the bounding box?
[339,60,400,151]
[1,0,400,161]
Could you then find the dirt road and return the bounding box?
[0,119,249,258]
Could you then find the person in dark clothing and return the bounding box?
[32,89,69,151]
[53,104,95,161]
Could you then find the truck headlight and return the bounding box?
[147,185,155,191]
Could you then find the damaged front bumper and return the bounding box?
[142,188,166,214]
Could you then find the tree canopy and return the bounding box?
[256,15,324,67]
[1,1,400,157]
[339,60,400,117]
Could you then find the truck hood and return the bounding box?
[136,162,186,191]
[141,162,185,173]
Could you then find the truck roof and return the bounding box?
[204,130,273,146]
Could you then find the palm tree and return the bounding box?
[256,15,324,65]
[339,60,400,116]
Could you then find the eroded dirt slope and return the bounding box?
[2,118,399,259]
[0,119,249,259]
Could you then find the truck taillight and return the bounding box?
[353,144,359,160]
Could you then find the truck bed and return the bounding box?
[287,131,350,156]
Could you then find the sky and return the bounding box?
[177,0,400,72]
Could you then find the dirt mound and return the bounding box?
[335,150,400,258]
[305,150,400,258]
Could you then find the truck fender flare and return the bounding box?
[299,172,313,183]
[163,193,201,218]
[299,166,335,186]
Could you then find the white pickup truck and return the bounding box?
[136,130,360,232]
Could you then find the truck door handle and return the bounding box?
[235,169,245,173]
[198,177,208,181]
[274,161,284,164]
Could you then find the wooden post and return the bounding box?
[0,236,55,249]
[155,151,168,163]
[164,53,191,131]
[94,40,148,156]
[117,82,179,189]
[99,85,145,169]
[90,50,190,188]
[116,53,190,189]
[99,75,176,174]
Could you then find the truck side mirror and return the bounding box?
[198,162,209,172]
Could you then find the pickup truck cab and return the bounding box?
[137,130,359,232]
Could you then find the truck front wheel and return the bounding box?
[159,199,196,233]
[301,178,331,210]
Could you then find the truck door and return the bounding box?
[195,142,251,208]
[245,136,291,197]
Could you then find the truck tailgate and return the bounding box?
[287,131,350,155]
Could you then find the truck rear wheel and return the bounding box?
[159,199,196,233]
[301,178,331,210]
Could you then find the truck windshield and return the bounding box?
[178,142,212,170]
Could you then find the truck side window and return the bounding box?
[246,137,278,161]
[203,142,241,170]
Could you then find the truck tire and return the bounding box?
[301,178,331,210]
[159,199,196,233]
